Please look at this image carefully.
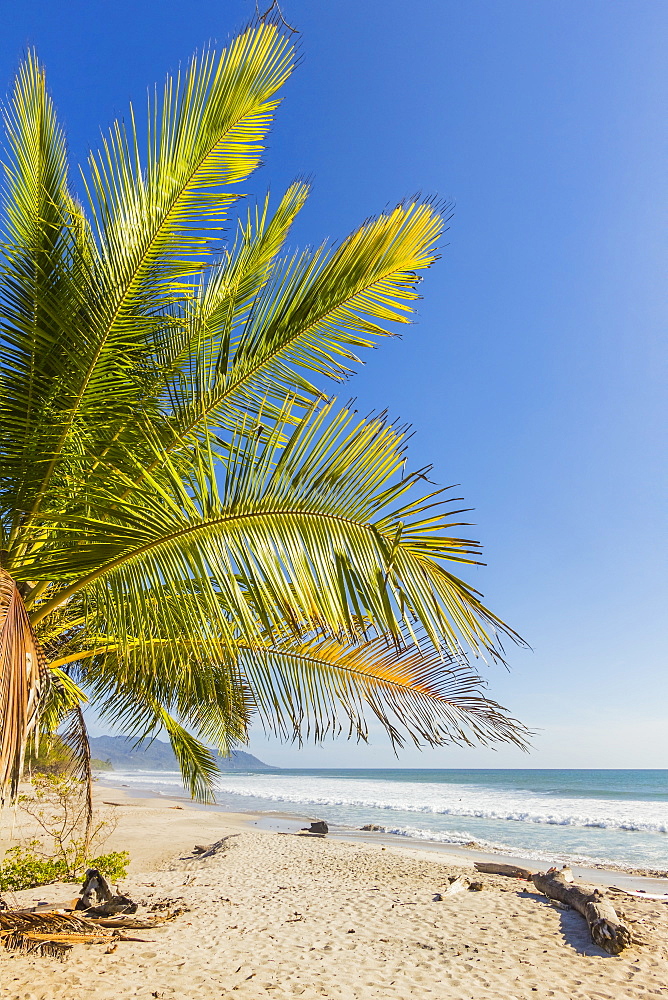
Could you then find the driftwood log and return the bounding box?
[89,909,185,929]
[76,869,138,916]
[84,894,138,917]
[532,869,632,955]
[192,833,239,858]
[474,862,533,880]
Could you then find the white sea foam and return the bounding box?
[99,769,668,869]
[199,774,666,835]
[101,771,667,835]
[377,824,630,869]
[205,775,668,835]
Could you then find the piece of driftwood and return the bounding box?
[89,907,186,930]
[84,894,138,917]
[474,862,534,880]
[192,833,239,858]
[532,869,632,955]
[90,916,162,929]
[77,869,114,910]
[443,876,468,896]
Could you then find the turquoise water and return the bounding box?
[102,768,668,871]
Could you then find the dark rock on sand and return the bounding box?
[301,820,329,835]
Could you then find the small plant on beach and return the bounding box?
[0,774,127,890]
[0,23,531,807]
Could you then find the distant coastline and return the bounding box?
[89,735,277,772]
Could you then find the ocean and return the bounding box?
[99,768,668,872]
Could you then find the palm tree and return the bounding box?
[0,23,529,806]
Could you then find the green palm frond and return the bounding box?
[239,632,530,749]
[1,24,297,528]
[152,199,445,461]
[157,710,221,803]
[26,404,519,666]
[84,180,311,484]
[40,588,251,802]
[0,52,96,521]
[87,24,294,280]
[85,668,240,803]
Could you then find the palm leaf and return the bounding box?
[84,181,311,484]
[4,24,297,524]
[26,404,521,667]
[87,23,295,279]
[59,702,93,845]
[0,570,49,804]
[92,685,225,804]
[147,199,445,464]
[240,631,531,749]
[0,52,95,523]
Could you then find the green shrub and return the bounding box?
[0,845,62,892]
[82,851,130,884]
[0,845,130,892]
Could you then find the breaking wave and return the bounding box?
[99,769,668,869]
[201,774,668,835]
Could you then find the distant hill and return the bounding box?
[88,735,277,772]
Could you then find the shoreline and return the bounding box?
[96,779,668,893]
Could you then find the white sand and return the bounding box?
[2,791,668,999]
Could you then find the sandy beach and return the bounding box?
[2,790,668,1000]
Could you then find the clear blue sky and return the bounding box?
[4,0,666,768]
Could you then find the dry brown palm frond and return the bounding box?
[0,909,118,958]
[0,908,113,935]
[59,703,94,845]
[1,931,72,959]
[0,570,50,805]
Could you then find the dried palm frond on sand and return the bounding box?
[1,910,117,959]
[1,903,185,958]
